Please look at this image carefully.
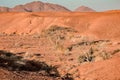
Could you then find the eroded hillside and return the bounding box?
[0,11,120,40]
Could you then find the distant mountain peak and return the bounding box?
[75,6,96,12]
[0,1,70,12]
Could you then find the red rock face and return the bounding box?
[75,6,96,12]
[0,6,9,12]
[1,1,70,12]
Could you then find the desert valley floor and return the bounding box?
[0,11,120,80]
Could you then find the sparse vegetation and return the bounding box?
[78,47,113,64]
[67,40,110,52]
[100,51,111,60]
[111,49,120,55]
[41,25,77,50]
[0,25,120,80]
[61,73,73,80]
[78,48,95,63]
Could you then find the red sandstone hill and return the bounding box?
[0,1,70,12]
[0,11,120,41]
[75,6,96,12]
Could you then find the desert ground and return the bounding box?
[0,11,120,80]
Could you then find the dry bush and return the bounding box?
[100,51,111,60]
[111,49,120,55]
[78,47,113,64]
[41,25,77,50]
[78,48,95,63]
[61,73,73,80]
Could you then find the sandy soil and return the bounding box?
[0,11,120,80]
[0,30,120,80]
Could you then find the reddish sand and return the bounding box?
[0,11,120,80]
